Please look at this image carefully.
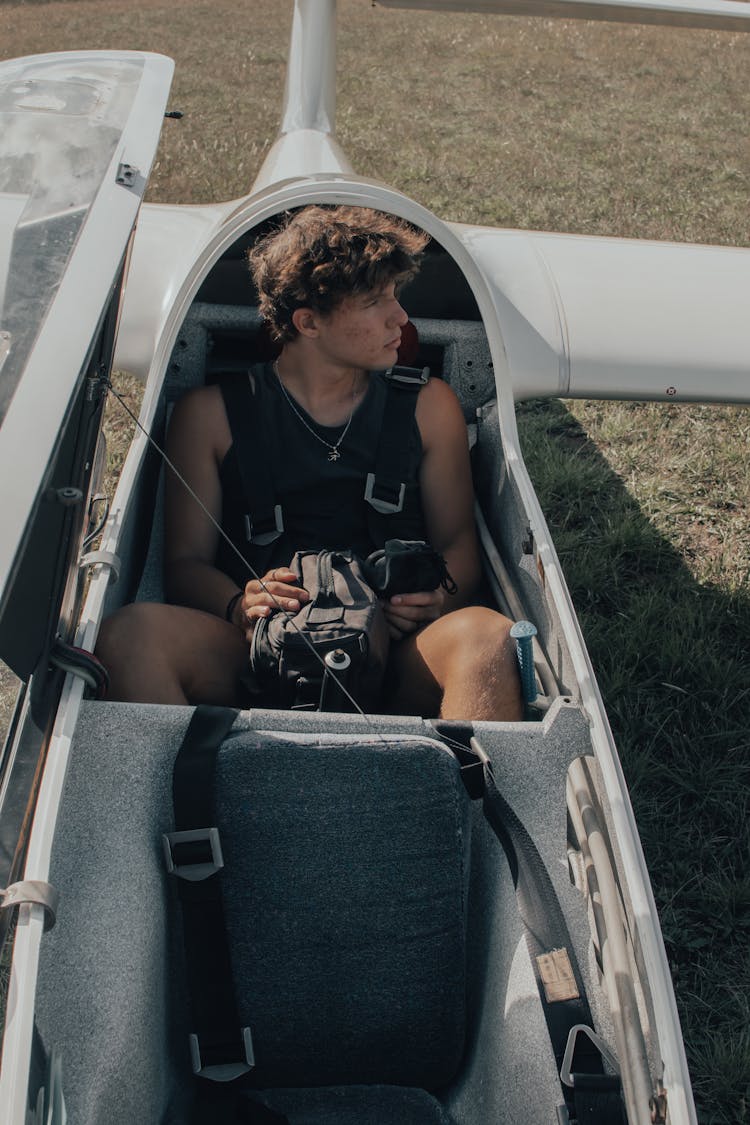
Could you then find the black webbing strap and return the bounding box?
[222,366,421,544]
[193,1088,290,1125]
[166,706,250,1082]
[220,372,284,547]
[443,731,625,1125]
[364,369,425,517]
[481,763,625,1124]
[568,1076,626,1124]
[168,706,291,1125]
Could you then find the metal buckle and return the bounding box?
[560,1024,619,1087]
[162,827,224,881]
[244,504,284,546]
[364,472,406,515]
[189,1027,255,1082]
[384,364,430,385]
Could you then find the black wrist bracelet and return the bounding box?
[225,591,243,623]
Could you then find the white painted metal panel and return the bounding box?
[540,235,750,402]
[455,225,750,404]
[113,200,237,381]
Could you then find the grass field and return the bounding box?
[1,1,749,1120]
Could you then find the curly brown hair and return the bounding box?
[246,206,429,342]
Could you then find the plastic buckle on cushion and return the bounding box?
[364,472,406,515]
[189,1027,255,1082]
[163,827,224,881]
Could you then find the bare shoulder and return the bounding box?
[168,384,232,461]
[170,384,224,425]
[415,377,467,450]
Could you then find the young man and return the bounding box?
[96,206,522,720]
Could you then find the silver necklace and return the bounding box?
[273,362,358,462]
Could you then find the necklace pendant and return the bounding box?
[328,448,341,462]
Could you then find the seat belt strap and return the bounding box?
[438,727,626,1125]
[481,760,624,1122]
[164,706,254,1083]
[166,707,292,1125]
[364,367,426,516]
[193,1086,290,1125]
[220,372,284,547]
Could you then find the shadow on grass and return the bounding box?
[516,399,750,1125]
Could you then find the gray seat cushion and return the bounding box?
[196,732,471,1091]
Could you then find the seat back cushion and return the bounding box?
[205,731,470,1090]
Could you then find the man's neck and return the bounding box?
[274,341,367,425]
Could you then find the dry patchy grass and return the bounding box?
[2,1,748,241]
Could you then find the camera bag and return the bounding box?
[249,548,389,712]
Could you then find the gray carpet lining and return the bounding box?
[33,699,616,1125]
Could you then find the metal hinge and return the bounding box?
[115,162,141,189]
[116,162,136,186]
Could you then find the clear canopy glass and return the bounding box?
[0,54,146,426]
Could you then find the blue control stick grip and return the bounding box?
[510,620,538,705]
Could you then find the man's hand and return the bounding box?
[383,588,445,641]
[234,567,309,641]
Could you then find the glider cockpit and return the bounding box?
[4,0,748,1114]
[26,217,639,1123]
[116,219,569,717]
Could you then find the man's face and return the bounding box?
[314,282,408,371]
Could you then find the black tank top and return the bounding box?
[216,364,426,585]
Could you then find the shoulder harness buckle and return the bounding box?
[384,364,430,387]
[364,473,406,515]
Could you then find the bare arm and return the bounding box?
[163,385,237,617]
[383,378,481,637]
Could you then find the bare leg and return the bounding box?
[95,602,250,705]
[386,606,522,722]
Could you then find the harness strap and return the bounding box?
[222,364,424,556]
[481,757,624,1123]
[364,367,425,518]
[437,727,626,1125]
[194,1086,290,1125]
[220,373,284,547]
[167,706,292,1125]
[165,706,253,1081]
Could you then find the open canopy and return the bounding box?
[0,51,172,678]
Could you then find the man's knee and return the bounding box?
[412,606,522,721]
[96,602,166,664]
[96,601,248,705]
[413,605,519,690]
[438,606,515,667]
